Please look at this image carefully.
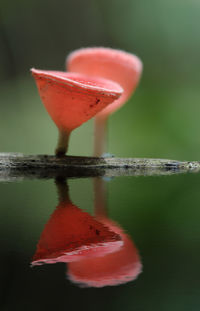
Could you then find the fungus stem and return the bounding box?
[94,177,108,219]
[55,129,71,156]
[94,116,108,157]
[55,177,71,204]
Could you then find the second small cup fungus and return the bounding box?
[31,69,123,156]
[67,178,142,287]
[67,222,142,287]
[67,47,143,156]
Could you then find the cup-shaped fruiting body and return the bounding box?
[67,47,142,156]
[67,47,142,117]
[31,69,123,156]
[67,219,142,287]
[31,193,122,266]
[67,177,142,287]
[31,203,123,266]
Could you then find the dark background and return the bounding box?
[1,174,200,310]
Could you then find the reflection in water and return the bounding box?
[31,178,142,287]
[67,178,142,287]
[32,179,122,266]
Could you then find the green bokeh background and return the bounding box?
[1,0,200,159]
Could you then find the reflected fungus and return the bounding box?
[31,179,122,266]
[67,47,142,156]
[68,220,142,287]
[31,69,123,156]
[67,178,142,287]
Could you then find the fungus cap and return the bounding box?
[68,219,142,287]
[31,68,123,131]
[31,203,123,266]
[67,47,142,117]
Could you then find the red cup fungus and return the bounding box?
[67,47,142,156]
[67,219,142,287]
[67,178,142,287]
[31,179,122,266]
[31,68,123,156]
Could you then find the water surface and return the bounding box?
[1,172,200,310]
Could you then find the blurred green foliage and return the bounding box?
[1,0,200,159]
